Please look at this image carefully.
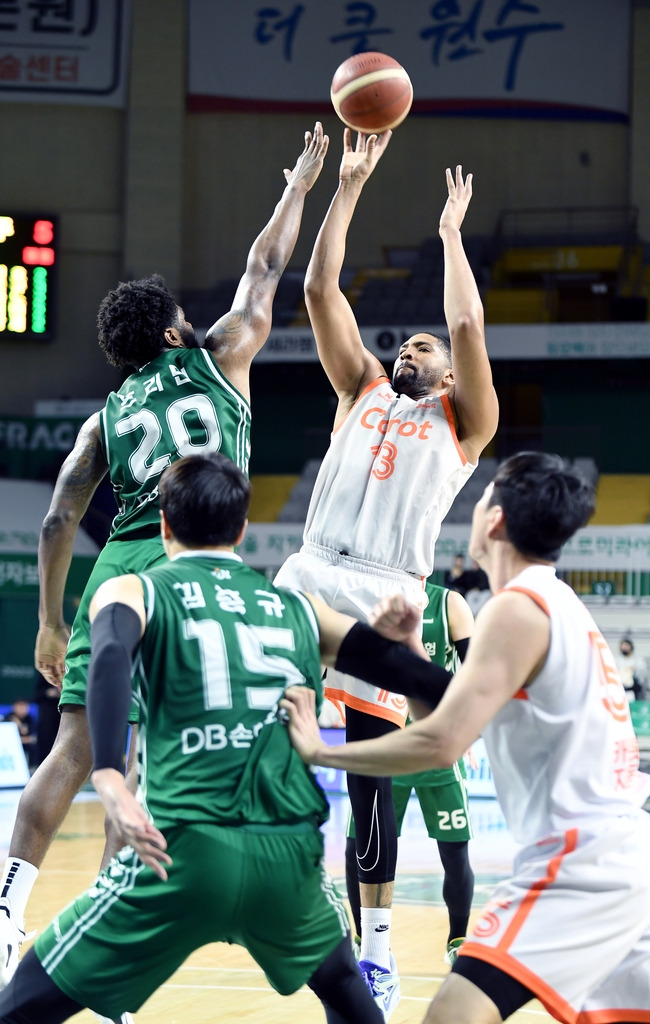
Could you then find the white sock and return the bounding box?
[360,907,392,971]
[0,859,39,929]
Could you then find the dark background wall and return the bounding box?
[0,0,649,471]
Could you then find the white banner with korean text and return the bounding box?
[0,0,130,105]
[188,0,630,121]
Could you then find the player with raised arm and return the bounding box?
[0,124,329,1017]
[274,126,498,1018]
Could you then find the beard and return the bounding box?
[392,363,444,399]
[177,322,199,348]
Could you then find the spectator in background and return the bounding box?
[444,556,490,613]
[443,553,467,592]
[465,558,490,594]
[32,673,60,767]
[616,637,645,702]
[2,701,37,770]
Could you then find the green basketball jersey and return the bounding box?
[99,348,251,541]
[421,582,459,675]
[135,551,328,831]
[394,582,466,789]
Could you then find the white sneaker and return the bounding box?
[358,951,400,1022]
[0,898,26,990]
[92,1014,135,1024]
[444,936,465,966]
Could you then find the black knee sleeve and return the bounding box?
[437,840,474,918]
[345,707,398,886]
[308,937,383,1024]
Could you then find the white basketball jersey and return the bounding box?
[482,565,650,845]
[304,377,476,576]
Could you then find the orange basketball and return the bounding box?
[330,52,413,134]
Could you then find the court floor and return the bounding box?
[0,789,556,1023]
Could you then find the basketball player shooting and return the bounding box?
[274,127,498,1019]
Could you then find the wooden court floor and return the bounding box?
[0,792,556,1024]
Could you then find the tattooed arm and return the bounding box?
[35,413,108,686]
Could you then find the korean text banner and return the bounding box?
[188,0,630,121]
[0,0,130,105]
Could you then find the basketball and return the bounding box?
[330,52,413,134]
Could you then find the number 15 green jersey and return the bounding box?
[135,551,328,832]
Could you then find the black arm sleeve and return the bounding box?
[87,603,142,772]
[453,636,470,663]
[335,622,452,709]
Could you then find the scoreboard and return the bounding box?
[0,214,57,340]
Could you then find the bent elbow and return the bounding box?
[452,311,484,336]
[304,273,327,306]
[434,739,461,770]
[41,508,80,543]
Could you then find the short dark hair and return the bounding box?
[97,274,178,369]
[417,331,451,365]
[431,332,451,365]
[159,453,251,547]
[489,452,595,562]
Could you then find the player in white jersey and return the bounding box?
[283,451,650,1024]
[274,127,498,1014]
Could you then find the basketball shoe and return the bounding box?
[0,898,27,989]
[92,1013,135,1024]
[358,951,400,1021]
[444,936,465,965]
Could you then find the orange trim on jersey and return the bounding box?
[459,943,579,1024]
[440,393,468,466]
[324,686,407,728]
[332,375,391,435]
[497,828,578,952]
[512,690,529,700]
[496,585,551,618]
[577,1012,650,1023]
[323,696,347,727]
[460,942,650,1024]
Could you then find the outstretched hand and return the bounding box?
[279,686,323,765]
[92,769,172,881]
[369,593,427,656]
[339,127,392,183]
[283,121,329,192]
[439,164,473,234]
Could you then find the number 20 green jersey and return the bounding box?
[100,348,251,542]
[135,551,328,832]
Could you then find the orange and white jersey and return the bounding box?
[303,377,475,578]
[482,565,650,846]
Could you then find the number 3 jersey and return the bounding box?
[303,377,476,577]
[100,348,251,542]
[135,551,329,831]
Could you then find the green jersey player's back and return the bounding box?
[100,348,251,542]
[135,551,328,831]
[393,582,464,789]
[421,582,459,674]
